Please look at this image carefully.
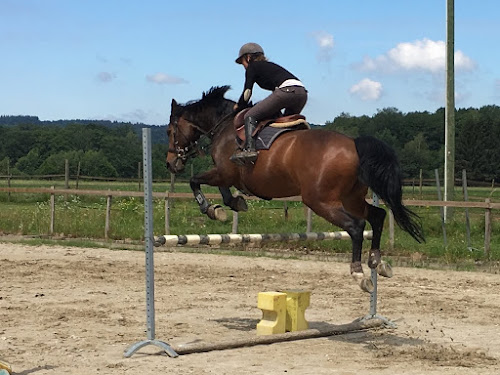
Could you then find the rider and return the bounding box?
[231,42,308,165]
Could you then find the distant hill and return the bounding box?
[0,115,167,144]
[0,115,325,144]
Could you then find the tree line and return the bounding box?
[0,117,205,180]
[0,105,499,182]
[323,105,500,181]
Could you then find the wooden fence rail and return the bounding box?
[0,187,497,253]
[1,172,500,188]
[2,187,500,208]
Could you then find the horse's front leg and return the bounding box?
[190,169,228,222]
[219,187,248,212]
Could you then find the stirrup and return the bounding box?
[230,149,258,166]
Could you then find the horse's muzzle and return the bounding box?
[166,158,185,174]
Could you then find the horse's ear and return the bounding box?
[171,99,177,108]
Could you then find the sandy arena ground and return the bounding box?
[1,241,499,374]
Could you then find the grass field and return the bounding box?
[0,178,499,265]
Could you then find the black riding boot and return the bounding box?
[230,116,258,165]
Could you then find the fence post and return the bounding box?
[64,159,70,189]
[7,159,11,202]
[169,173,176,208]
[105,190,112,239]
[484,198,491,257]
[76,162,81,190]
[50,186,55,235]
[165,192,170,235]
[419,169,423,199]
[462,169,471,249]
[231,211,239,234]
[306,207,312,232]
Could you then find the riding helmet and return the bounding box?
[235,43,264,64]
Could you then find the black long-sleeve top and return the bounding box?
[237,60,299,107]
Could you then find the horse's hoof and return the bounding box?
[360,278,374,293]
[368,250,381,269]
[214,206,227,221]
[377,263,393,278]
[207,204,227,222]
[233,196,248,212]
[350,261,363,275]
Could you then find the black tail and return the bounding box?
[354,135,425,243]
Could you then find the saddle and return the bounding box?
[234,108,310,143]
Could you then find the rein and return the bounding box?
[169,111,234,163]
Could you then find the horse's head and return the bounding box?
[166,86,234,173]
[166,99,200,173]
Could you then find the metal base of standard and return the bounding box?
[358,314,396,328]
[124,339,179,358]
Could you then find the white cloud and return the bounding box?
[312,31,334,62]
[358,38,475,74]
[350,78,383,101]
[146,72,187,85]
[96,71,116,83]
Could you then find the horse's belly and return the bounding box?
[249,185,301,199]
[240,173,301,199]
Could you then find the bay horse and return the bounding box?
[166,86,424,292]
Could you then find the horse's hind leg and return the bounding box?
[367,204,393,278]
[341,209,376,292]
[305,200,373,292]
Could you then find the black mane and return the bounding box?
[183,85,232,113]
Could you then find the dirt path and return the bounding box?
[1,242,499,374]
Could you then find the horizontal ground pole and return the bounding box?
[171,317,384,355]
[155,230,373,247]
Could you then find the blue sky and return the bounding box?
[1,0,499,125]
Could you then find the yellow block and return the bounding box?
[256,292,287,335]
[284,290,310,332]
[0,359,12,375]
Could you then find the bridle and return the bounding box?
[168,117,201,164]
[168,111,234,164]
